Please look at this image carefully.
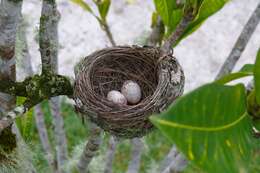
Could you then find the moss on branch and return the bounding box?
[0,73,73,102]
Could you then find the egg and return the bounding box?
[121,80,142,104]
[107,90,127,105]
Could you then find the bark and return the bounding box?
[126,138,143,173]
[104,136,117,173]
[0,0,22,116]
[77,123,102,173]
[215,2,260,79]
[39,0,59,74]
[0,1,23,162]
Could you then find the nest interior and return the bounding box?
[74,46,184,138]
[92,48,158,101]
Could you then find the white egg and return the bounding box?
[107,90,127,105]
[121,80,142,104]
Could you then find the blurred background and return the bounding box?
[19,0,260,91]
[13,0,260,173]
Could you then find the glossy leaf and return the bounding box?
[215,64,254,84]
[254,49,260,104]
[151,83,254,173]
[153,0,177,26]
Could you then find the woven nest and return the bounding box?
[74,46,184,138]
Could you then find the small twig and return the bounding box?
[77,123,102,173]
[0,100,36,134]
[126,138,144,173]
[161,10,194,54]
[104,136,117,173]
[102,21,116,47]
[215,2,260,79]
[160,146,187,173]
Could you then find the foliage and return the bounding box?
[151,49,260,172]
[71,0,111,24]
[215,64,254,84]
[151,83,254,173]
[153,0,230,45]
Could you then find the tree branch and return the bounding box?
[17,16,55,173]
[215,2,260,79]
[39,0,60,74]
[0,73,73,100]
[35,105,57,172]
[0,99,36,134]
[0,0,23,164]
[0,0,23,114]
[77,123,102,173]
[160,146,187,173]
[126,138,143,173]
[50,97,68,172]
[40,0,68,171]
[161,10,194,54]
[104,136,117,173]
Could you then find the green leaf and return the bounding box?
[167,9,183,35]
[153,0,177,26]
[151,12,159,28]
[215,64,254,84]
[254,49,260,105]
[177,0,229,43]
[96,0,111,21]
[151,83,254,173]
[71,0,94,14]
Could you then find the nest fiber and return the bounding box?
[74,46,184,138]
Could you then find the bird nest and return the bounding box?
[74,46,184,138]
